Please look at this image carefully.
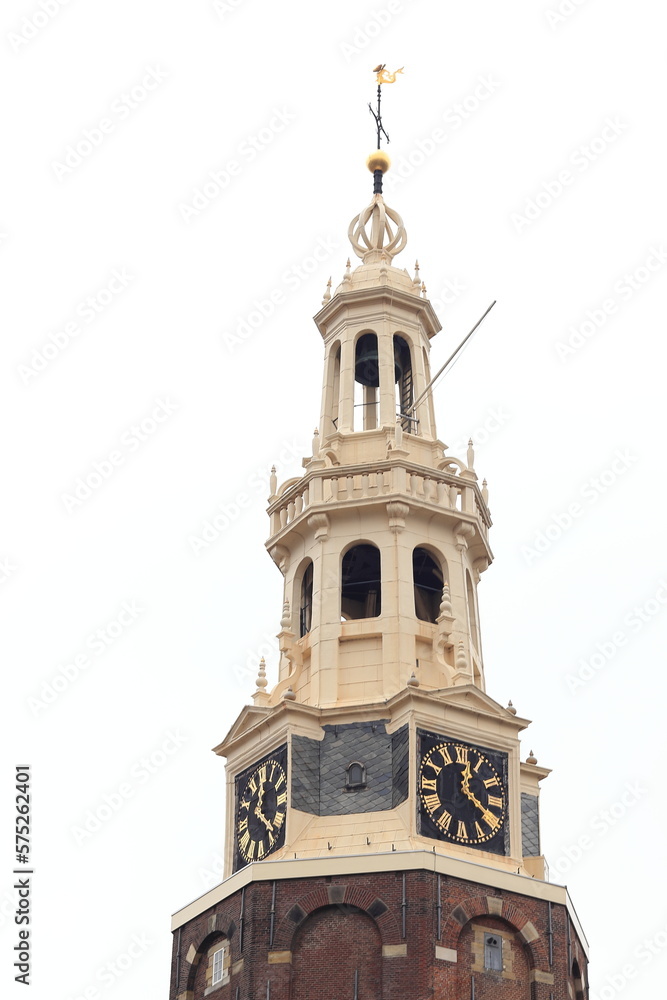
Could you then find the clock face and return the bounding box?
[235,749,287,867]
[418,737,507,850]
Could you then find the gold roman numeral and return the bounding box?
[423,792,441,812]
[488,795,503,808]
[277,790,287,806]
[438,810,452,832]
[255,840,266,859]
[474,821,485,839]
[275,771,285,789]
[440,745,453,765]
[457,820,468,840]
[455,746,468,765]
[237,817,248,833]
[421,776,438,791]
[426,756,442,775]
[482,810,500,830]
[483,777,500,789]
[239,830,250,852]
[473,755,484,773]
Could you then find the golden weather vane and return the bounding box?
[369,64,404,149]
[373,64,404,86]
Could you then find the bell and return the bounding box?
[354,334,403,387]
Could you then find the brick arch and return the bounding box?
[442,895,549,971]
[272,884,400,952]
[183,929,230,994]
[290,903,383,1000]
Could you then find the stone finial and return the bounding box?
[527,750,538,765]
[269,465,277,498]
[255,657,268,691]
[348,194,407,264]
[322,277,332,305]
[467,438,475,471]
[421,281,427,298]
[438,581,453,618]
[507,699,517,716]
[413,260,421,289]
[407,671,419,688]
[456,640,468,672]
[343,258,352,284]
[482,478,489,505]
[280,599,291,630]
[311,428,320,459]
[283,686,296,701]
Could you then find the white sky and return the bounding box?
[3,2,666,998]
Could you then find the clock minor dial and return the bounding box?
[236,758,287,863]
[419,741,506,845]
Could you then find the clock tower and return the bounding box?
[169,110,589,1000]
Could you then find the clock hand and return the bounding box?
[460,762,486,813]
[254,784,274,833]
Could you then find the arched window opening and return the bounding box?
[341,544,381,620]
[330,345,341,431]
[484,933,502,971]
[354,333,380,430]
[572,960,585,1000]
[346,761,366,789]
[394,335,415,434]
[413,548,443,623]
[300,561,313,637]
[466,571,481,652]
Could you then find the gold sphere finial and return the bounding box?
[366,149,391,174]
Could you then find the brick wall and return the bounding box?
[170,869,588,1000]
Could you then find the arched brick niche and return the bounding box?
[455,916,531,999]
[290,904,382,1000]
[442,894,549,970]
[188,932,231,998]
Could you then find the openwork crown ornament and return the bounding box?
[348,193,407,264]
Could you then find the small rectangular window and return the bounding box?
[484,933,502,971]
[212,947,225,985]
